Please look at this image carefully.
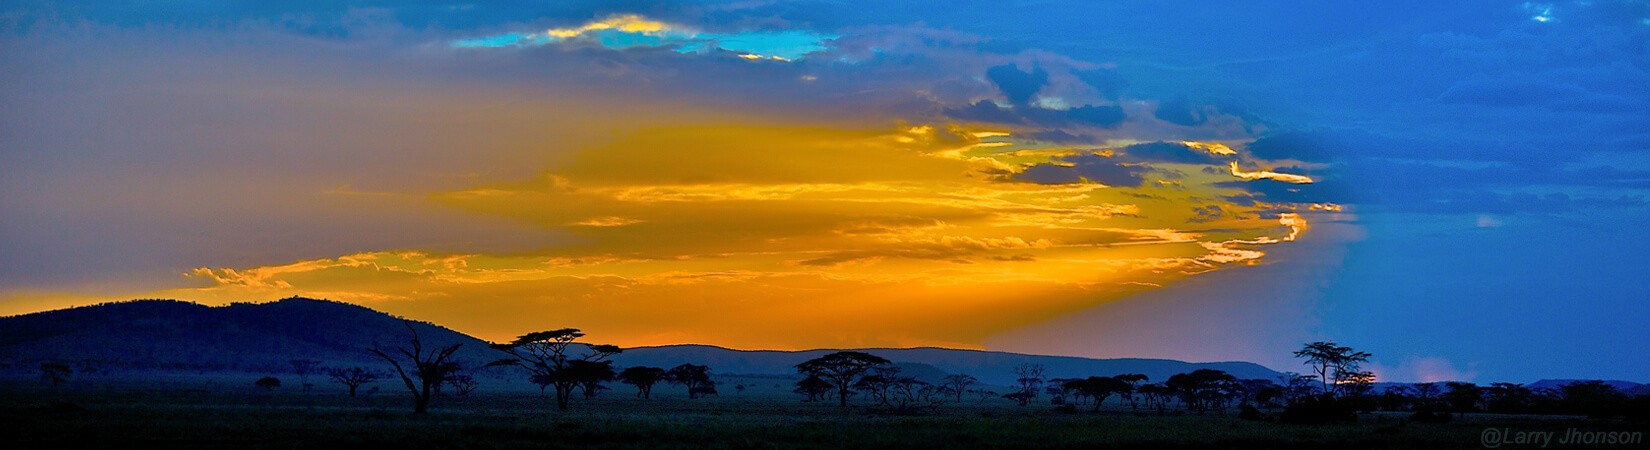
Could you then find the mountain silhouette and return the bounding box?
[0,297,489,373]
[0,298,1281,385]
[1525,379,1645,393]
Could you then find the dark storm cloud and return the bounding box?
[1187,204,1225,223]
[943,101,1127,129]
[1014,154,1149,187]
[986,63,1048,106]
[1045,104,1127,127]
[1118,141,1228,165]
[1213,179,1349,205]
[943,100,1024,124]
[1014,164,1083,185]
[1020,129,1096,144]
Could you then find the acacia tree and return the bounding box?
[1292,341,1371,397]
[488,328,620,410]
[794,374,832,402]
[327,367,379,397]
[1166,369,1238,414]
[854,366,941,412]
[1065,376,1131,412]
[941,374,977,403]
[1114,373,1149,411]
[666,363,716,399]
[39,363,72,388]
[795,351,891,407]
[369,321,463,414]
[529,373,553,397]
[618,366,666,399]
[1443,382,1483,417]
[567,360,616,399]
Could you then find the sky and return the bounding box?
[2,1,1647,383]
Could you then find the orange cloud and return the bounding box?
[1228,161,1315,184]
[50,123,1320,348]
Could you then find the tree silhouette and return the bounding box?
[529,373,553,397]
[666,363,715,399]
[1442,382,1483,417]
[567,359,616,399]
[1137,383,1172,413]
[1560,380,1627,418]
[39,363,71,388]
[369,321,463,414]
[795,351,890,407]
[1278,372,1317,404]
[1485,382,1535,413]
[488,328,620,410]
[326,367,378,397]
[853,366,942,412]
[290,359,321,392]
[794,374,832,402]
[1012,363,1046,405]
[1292,342,1371,397]
[1114,373,1148,411]
[1166,369,1238,414]
[1064,376,1131,412]
[618,366,667,399]
[941,374,977,403]
[1413,382,1440,401]
[446,374,479,396]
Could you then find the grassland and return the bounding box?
[1,375,1635,449]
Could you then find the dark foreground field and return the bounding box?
[3,383,1638,449]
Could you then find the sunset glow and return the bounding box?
[99,123,1321,349]
[5,1,1647,383]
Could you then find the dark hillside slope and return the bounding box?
[0,298,490,373]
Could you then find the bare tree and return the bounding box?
[369,321,463,414]
[1012,363,1046,405]
[446,374,479,396]
[326,367,379,397]
[941,374,977,403]
[290,359,321,392]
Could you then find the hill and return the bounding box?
[0,298,1280,386]
[0,297,491,374]
[1525,379,1645,392]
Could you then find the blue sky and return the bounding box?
[2,1,1647,382]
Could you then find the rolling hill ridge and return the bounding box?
[0,297,1281,385]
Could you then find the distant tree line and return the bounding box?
[334,325,1650,423]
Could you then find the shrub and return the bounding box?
[1279,394,1356,424]
[255,376,282,390]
